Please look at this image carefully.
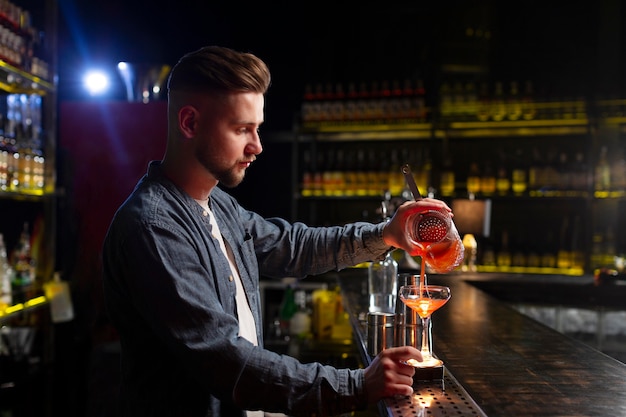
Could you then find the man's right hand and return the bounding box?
[363,346,422,402]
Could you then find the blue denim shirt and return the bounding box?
[102,161,390,417]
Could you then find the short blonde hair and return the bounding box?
[167,45,271,95]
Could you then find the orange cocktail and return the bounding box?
[401,295,450,319]
[398,284,451,368]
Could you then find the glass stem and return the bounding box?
[420,315,432,359]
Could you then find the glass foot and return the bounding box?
[406,357,444,368]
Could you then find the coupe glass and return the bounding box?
[398,284,451,368]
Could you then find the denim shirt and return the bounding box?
[102,161,390,417]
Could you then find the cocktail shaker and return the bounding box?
[395,273,419,348]
[367,312,395,357]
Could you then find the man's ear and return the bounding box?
[178,105,197,138]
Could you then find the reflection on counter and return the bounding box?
[512,303,626,364]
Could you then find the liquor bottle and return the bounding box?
[594,146,611,193]
[496,230,512,267]
[496,151,511,196]
[300,149,313,197]
[611,147,626,193]
[44,272,75,323]
[438,82,453,121]
[413,79,426,122]
[476,82,490,122]
[490,81,506,122]
[289,289,312,339]
[466,162,481,196]
[300,83,317,126]
[0,234,13,309]
[345,82,359,123]
[521,80,537,121]
[439,156,455,197]
[480,161,496,196]
[11,222,34,303]
[506,81,523,121]
[413,148,431,196]
[279,285,298,338]
[464,82,478,121]
[557,217,572,269]
[388,149,405,196]
[571,151,590,192]
[511,148,528,195]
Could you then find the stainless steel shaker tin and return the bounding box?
[395,273,420,348]
[367,312,395,357]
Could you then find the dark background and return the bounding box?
[51,0,623,131]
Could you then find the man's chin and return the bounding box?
[218,173,245,188]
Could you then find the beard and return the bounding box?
[196,149,247,188]
[215,167,245,188]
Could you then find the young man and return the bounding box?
[102,45,453,416]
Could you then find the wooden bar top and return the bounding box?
[336,269,626,417]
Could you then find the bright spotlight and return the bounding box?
[83,70,110,96]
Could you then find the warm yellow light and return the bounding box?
[25,296,47,307]
[4,303,24,315]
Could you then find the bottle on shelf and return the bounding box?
[300,149,313,197]
[439,156,455,197]
[480,160,496,196]
[511,148,528,195]
[594,145,611,194]
[496,230,512,267]
[466,162,481,196]
[388,149,405,196]
[506,81,522,121]
[289,289,312,339]
[0,233,13,309]
[476,81,490,122]
[521,80,537,121]
[490,81,506,122]
[496,151,511,196]
[611,147,626,193]
[10,222,35,303]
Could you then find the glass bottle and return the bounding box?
[0,234,13,309]
[466,162,481,196]
[368,249,398,314]
[595,146,611,193]
[368,203,398,314]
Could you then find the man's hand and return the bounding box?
[382,199,452,252]
[363,346,422,402]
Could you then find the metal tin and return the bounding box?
[395,273,420,348]
[367,312,395,357]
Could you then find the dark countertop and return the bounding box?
[335,269,626,417]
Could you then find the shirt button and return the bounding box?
[229,275,234,282]
[202,210,208,217]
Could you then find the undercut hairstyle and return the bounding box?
[167,45,271,96]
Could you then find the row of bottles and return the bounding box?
[300,148,430,198]
[300,79,428,128]
[299,144,626,199]
[0,222,35,309]
[272,285,350,342]
[477,215,586,273]
[459,148,593,198]
[299,78,592,129]
[438,80,586,122]
[0,93,46,194]
[0,0,50,79]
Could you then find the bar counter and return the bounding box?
[334,269,626,417]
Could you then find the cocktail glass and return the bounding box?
[398,284,451,368]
